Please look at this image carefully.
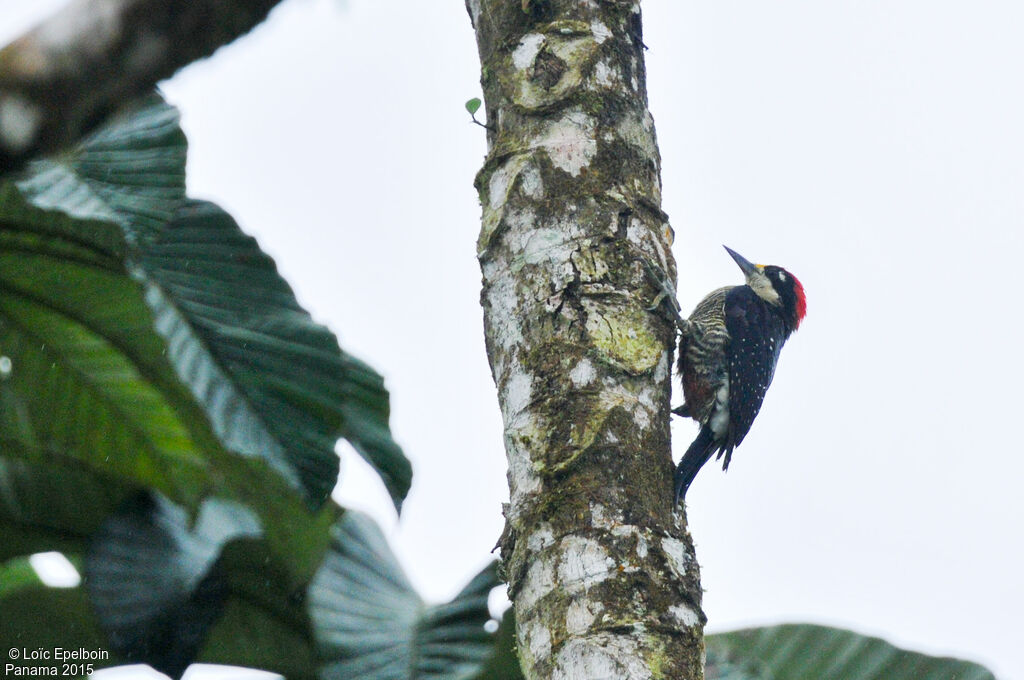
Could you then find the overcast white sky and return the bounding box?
[4,1,1023,678]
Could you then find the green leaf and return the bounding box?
[0,555,45,597]
[15,96,187,244]
[0,456,133,561]
[1,93,409,531]
[197,538,319,679]
[706,624,997,680]
[83,493,261,678]
[76,495,323,679]
[309,511,502,680]
[141,200,410,509]
[0,90,413,677]
[0,98,301,516]
[466,98,482,115]
[0,217,223,508]
[471,608,525,680]
[0,581,122,673]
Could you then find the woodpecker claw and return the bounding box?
[641,258,687,331]
[645,291,663,310]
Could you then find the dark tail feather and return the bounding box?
[675,426,718,505]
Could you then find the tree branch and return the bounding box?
[468,1,705,677]
[0,0,285,174]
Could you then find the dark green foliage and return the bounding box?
[310,511,502,680]
[84,493,260,677]
[706,624,997,680]
[142,199,411,508]
[0,95,424,677]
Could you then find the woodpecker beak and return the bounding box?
[723,246,758,276]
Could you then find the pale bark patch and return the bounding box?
[638,385,657,417]
[553,636,654,680]
[527,619,553,661]
[513,33,546,69]
[590,20,612,44]
[569,358,597,387]
[505,405,543,503]
[527,524,556,552]
[590,502,623,529]
[635,532,649,559]
[538,111,597,177]
[502,371,534,424]
[617,112,661,172]
[592,58,617,87]
[488,155,545,213]
[600,382,652,431]
[653,350,670,383]
[466,0,481,26]
[518,227,579,272]
[566,598,603,634]
[520,555,557,611]
[482,266,524,351]
[669,603,703,628]
[557,536,614,592]
[520,161,545,198]
[661,536,691,578]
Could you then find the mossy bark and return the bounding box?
[467,2,705,678]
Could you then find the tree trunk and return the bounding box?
[467,2,705,678]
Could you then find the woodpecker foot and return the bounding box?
[641,258,687,331]
[646,290,668,311]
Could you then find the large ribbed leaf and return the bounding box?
[0,93,408,522]
[14,96,186,244]
[83,493,261,678]
[0,204,231,507]
[141,200,410,508]
[309,511,501,680]
[2,95,407,510]
[0,91,412,677]
[454,617,1000,680]
[706,624,997,680]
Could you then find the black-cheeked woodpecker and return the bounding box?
[651,246,807,504]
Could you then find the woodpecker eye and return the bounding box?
[778,271,786,282]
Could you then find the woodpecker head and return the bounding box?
[724,245,807,331]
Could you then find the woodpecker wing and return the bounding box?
[722,286,787,466]
[677,287,731,425]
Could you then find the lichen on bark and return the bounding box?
[468,2,705,678]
